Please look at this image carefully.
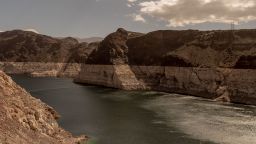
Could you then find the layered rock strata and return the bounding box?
[75,65,256,105]
[76,28,256,105]
[0,71,86,143]
[75,65,146,90]
[0,62,82,78]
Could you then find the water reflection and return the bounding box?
[12,75,218,144]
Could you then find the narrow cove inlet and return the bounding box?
[11,75,256,144]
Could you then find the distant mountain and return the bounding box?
[76,37,103,43]
[2,28,256,68]
[56,37,103,43]
[0,30,98,63]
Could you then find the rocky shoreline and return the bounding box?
[74,28,256,106]
[1,28,256,107]
[0,71,87,143]
[75,64,256,105]
[0,62,82,78]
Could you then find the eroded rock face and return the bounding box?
[0,71,86,144]
[127,30,200,66]
[75,28,256,105]
[87,28,129,65]
[74,65,147,90]
[85,28,256,68]
[75,65,256,105]
[127,29,256,68]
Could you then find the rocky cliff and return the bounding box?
[76,28,256,105]
[87,28,144,65]
[127,29,256,67]
[86,29,256,68]
[1,28,256,105]
[0,71,86,143]
[75,65,256,105]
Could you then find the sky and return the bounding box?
[1,0,256,38]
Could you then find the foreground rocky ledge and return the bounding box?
[75,64,256,105]
[0,71,86,144]
[0,62,82,78]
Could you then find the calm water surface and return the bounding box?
[12,75,256,144]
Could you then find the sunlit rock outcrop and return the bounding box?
[0,71,87,143]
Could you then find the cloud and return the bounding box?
[133,0,256,27]
[24,29,39,34]
[127,0,137,2]
[126,0,137,7]
[127,4,132,7]
[132,14,146,23]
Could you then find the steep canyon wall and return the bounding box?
[75,65,256,105]
[75,29,256,105]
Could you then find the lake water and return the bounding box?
[12,75,256,144]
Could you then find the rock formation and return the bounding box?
[127,29,256,67]
[76,28,256,105]
[0,71,87,143]
[86,28,143,65]
[87,28,129,65]
[1,28,256,105]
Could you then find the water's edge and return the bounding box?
[12,75,217,144]
[12,75,256,144]
[75,64,256,105]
